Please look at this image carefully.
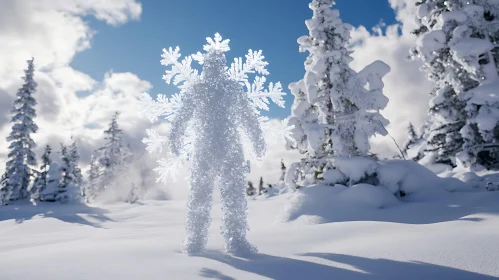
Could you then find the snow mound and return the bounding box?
[320,159,468,195]
[378,160,468,194]
[281,160,477,222]
[338,184,399,209]
[280,183,398,223]
[335,156,377,183]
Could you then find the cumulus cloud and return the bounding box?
[0,0,144,175]
[349,0,433,158]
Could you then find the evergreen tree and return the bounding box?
[40,162,62,202]
[126,184,139,204]
[57,144,72,203]
[246,181,256,196]
[3,58,38,200]
[0,174,9,206]
[43,141,82,203]
[69,140,83,193]
[84,154,100,202]
[286,0,390,188]
[258,176,265,195]
[30,145,52,201]
[402,123,425,161]
[411,0,499,168]
[97,112,132,190]
[408,123,418,141]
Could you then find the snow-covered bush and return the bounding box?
[411,0,499,169]
[402,123,426,161]
[40,162,63,202]
[246,181,256,196]
[41,143,82,203]
[286,0,390,188]
[29,145,52,202]
[280,160,470,223]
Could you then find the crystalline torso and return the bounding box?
[182,81,246,159]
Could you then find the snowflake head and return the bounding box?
[203,33,230,53]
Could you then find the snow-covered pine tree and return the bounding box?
[3,58,38,200]
[286,0,390,188]
[411,0,499,168]
[258,176,265,195]
[43,141,81,203]
[57,144,72,203]
[246,181,256,196]
[126,184,139,204]
[97,112,132,191]
[39,162,62,202]
[402,123,425,161]
[84,154,100,202]
[408,123,418,142]
[69,140,83,194]
[0,174,9,206]
[30,145,52,202]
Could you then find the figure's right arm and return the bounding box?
[169,93,195,156]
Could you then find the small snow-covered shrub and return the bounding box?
[280,183,398,223]
[334,157,378,185]
[280,160,475,222]
[338,184,400,209]
[486,182,499,192]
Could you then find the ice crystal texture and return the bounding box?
[138,33,288,254]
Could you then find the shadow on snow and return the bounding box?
[198,250,498,280]
[0,201,113,228]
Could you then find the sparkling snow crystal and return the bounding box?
[138,33,288,255]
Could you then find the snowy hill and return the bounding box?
[1,190,498,279]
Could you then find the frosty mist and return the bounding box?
[138,33,290,255]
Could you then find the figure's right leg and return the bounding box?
[182,157,215,255]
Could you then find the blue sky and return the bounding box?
[72,0,396,119]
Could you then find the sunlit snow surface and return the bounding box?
[0,188,498,279]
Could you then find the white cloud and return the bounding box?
[0,0,144,174]
[349,0,433,158]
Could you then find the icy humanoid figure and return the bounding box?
[138,34,289,255]
[170,50,265,255]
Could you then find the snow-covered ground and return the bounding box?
[1,189,498,279]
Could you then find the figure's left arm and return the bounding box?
[238,94,266,158]
[169,93,195,156]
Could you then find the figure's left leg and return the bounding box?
[219,157,257,255]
